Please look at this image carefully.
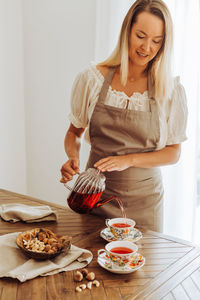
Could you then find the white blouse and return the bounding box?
[68,62,188,150]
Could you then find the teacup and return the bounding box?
[98,240,138,268]
[105,217,136,240]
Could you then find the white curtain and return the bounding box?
[162,0,200,242]
[95,0,200,241]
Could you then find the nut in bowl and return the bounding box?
[98,240,138,268]
[16,228,72,260]
[105,217,136,240]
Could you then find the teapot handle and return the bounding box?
[63,172,80,192]
[63,182,73,192]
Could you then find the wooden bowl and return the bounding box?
[16,228,71,260]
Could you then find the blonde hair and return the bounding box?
[99,0,174,101]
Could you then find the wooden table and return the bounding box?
[0,189,200,300]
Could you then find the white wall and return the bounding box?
[22,0,96,205]
[95,0,132,62]
[0,0,26,193]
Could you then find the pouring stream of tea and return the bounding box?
[113,196,127,219]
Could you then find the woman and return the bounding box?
[60,0,188,232]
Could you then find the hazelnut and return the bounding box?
[86,272,95,281]
[87,281,92,290]
[81,268,89,277]
[93,280,100,287]
[74,271,83,282]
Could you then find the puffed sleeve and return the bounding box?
[166,77,188,145]
[68,71,91,128]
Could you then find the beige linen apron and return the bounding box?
[86,67,164,232]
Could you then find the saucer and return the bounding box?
[97,252,145,274]
[100,227,142,242]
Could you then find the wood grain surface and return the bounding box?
[0,189,200,300]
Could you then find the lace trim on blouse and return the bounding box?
[90,62,149,111]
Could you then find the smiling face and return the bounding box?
[129,11,164,69]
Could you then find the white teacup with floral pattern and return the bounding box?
[98,240,138,268]
[105,217,136,240]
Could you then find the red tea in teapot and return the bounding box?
[67,190,103,214]
[67,190,126,217]
[65,168,126,217]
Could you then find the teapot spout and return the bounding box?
[93,195,126,218]
[93,195,117,209]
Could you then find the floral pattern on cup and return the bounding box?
[98,240,138,268]
[109,252,133,267]
[100,227,143,243]
[103,253,144,270]
[106,217,136,240]
[110,227,131,240]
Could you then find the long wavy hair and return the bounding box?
[99,0,174,101]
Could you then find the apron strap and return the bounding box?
[98,67,116,103]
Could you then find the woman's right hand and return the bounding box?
[60,158,80,183]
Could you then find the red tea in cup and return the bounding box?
[112,223,131,228]
[110,247,133,254]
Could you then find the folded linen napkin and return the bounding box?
[0,203,57,223]
[0,232,93,282]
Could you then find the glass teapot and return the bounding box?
[64,168,117,214]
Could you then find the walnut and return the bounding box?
[44,245,51,252]
[23,233,31,241]
[48,238,57,245]
[43,238,48,244]
[38,232,46,241]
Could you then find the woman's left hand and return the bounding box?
[94,155,131,172]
